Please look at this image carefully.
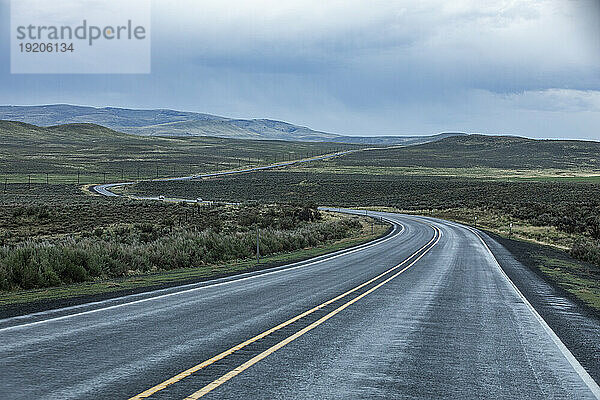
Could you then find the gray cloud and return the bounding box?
[0,0,598,139]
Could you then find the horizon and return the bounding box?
[0,1,599,140]
[2,102,599,142]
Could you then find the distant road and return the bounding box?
[92,150,356,197]
[1,211,598,399]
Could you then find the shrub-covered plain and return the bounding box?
[0,195,364,291]
[124,171,600,267]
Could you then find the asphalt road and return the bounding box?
[1,210,598,399]
[92,150,355,197]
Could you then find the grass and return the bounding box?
[515,175,600,183]
[120,171,600,266]
[395,207,577,250]
[0,120,359,184]
[294,164,600,181]
[536,255,600,311]
[0,215,389,308]
[488,233,600,313]
[0,200,371,288]
[329,134,600,170]
[120,170,600,217]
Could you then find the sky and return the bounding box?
[0,0,599,139]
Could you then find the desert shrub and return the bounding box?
[570,240,600,268]
[0,206,361,291]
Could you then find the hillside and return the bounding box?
[0,120,356,178]
[334,134,600,170]
[0,104,460,145]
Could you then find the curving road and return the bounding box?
[92,151,355,197]
[1,210,598,399]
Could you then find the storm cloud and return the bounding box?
[0,0,598,139]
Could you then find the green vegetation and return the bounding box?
[122,170,600,266]
[0,221,387,308]
[291,165,600,181]
[0,120,357,184]
[0,200,382,292]
[332,134,600,170]
[491,233,600,312]
[571,239,600,268]
[123,171,600,242]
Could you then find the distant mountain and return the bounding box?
[336,134,600,170]
[0,104,463,145]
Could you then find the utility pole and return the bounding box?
[103,172,107,184]
[77,171,80,185]
[474,216,478,228]
[256,226,260,264]
[509,222,513,236]
[156,165,159,179]
[121,168,124,180]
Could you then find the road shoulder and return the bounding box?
[480,231,600,384]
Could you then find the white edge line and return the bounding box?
[464,225,600,398]
[0,216,404,333]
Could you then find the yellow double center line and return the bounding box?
[129,223,441,400]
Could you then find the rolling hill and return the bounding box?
[0,120,357,177]
[0,104,462,144]
[334,134,600,170]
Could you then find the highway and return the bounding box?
[1,210,598,399]
[92,150,356,197]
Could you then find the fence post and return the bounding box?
[256,226,260,264]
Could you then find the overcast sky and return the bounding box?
[1,0,599,139]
